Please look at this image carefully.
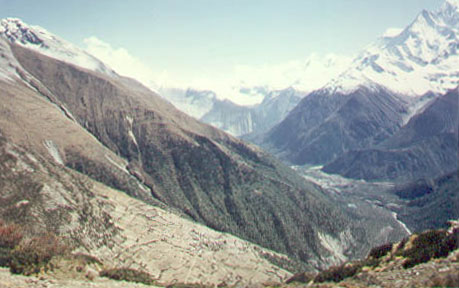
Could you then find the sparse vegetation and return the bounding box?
[0,220,23,267]
[99,267,156,285]
[401,229,458,268]
[285,272,316,284]
[0,220,24,249]
[165,283,215,288]
[368,243,393,259]
[71,253,103,266]
[313,263,361,283]
[426,271,459,287]
[0,219,71,275]
[9,232,70,275]
[286,228,459,287]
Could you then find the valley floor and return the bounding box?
[296,166,411,243]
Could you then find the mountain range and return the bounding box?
[0,16,409,284]
[158,86,303,137]
[0,0,457,286]
[258,0,459,183]
[158,54,351,137]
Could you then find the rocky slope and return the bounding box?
[282,223,459,288]
[0,131,290,287]
[0,17,409,273]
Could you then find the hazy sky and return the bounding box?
[0,0,444,94]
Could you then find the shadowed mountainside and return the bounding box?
[260,86,408,166]
[323,88,458,182]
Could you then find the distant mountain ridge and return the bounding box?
[201,87,303,137]
[323,0,459,96]
[323,87,458,181]
[158,53,352,137]
[159,86,303,137]
[0,18,116,77]
[258,0,459,183]
[262,85,409,165]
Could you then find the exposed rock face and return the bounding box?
[323,88,458,182]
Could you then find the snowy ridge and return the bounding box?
[0,18,116,76]
[0,37,20,81]
[324,0,459,96]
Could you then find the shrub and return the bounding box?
[9,233,69,275]
[0,220,23,249]
[0,248,11,267]
[402,229,458,269]
[0,220,24,267]
[99,267,156,285]
[165,284,213,288]
[314,263,361,283]
[394,237,408,256]
[72,253,103,266]
[427,272,459,287]
[368,243,393,259]
[285,272,316,284]
[359,257,380,268]
[312,256,383,284]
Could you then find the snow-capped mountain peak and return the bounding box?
[0,18,115,76]
[441,0,459,25]
[0,18,44,46]
[444,0,459,10]
[323,0,459,96]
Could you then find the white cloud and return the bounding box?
[171,53,353,105]
[83,36,163,90]
[83,36,353,106]
[383,27,403,38]
[232,53,352,91]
